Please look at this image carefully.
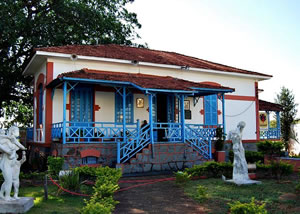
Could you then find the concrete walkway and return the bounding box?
[114,175,205,214]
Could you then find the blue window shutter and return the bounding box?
[71,87,93,123]
[204,95,217,125]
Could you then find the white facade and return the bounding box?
[26,50,270,144]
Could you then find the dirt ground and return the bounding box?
[114,175,205,214]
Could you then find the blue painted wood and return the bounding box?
[122,86,127,144]
[63,81,67,144]
[115,89,133,123]
[222,93,226,135]
[276,111,280,132]
[149,93,154,145]
[180,95,186,142]
[204,95,218,125]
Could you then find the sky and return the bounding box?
[127,0,300,118]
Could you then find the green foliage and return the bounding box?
[75,165,98,177]
[1,100,33,128]
[0,0,143,120]
[229,150,264,163]
[215,127,225,151]
[19,171,47,180]
[275,87,298,151]
[81,166,122,214]
[185,161,233,178]
[256,161,293,179]
[257,141,284,156]
[175,171,191,185]
[296,171,300,193]
[270,161,293,180]
[194,185,208,202]
[47,156,64,179]
[59,170,80,193]
[229,197,267,214]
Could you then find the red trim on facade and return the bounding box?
[199,81,221,87]
[35,73,45,130]
[45,62,54,145]
[224,95,256,101]
[255,82,260,141]
[80,149,101,158]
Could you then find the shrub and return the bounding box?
[229,151,264,163]
[257,141,284,156]
[229,197,267,214]
[270,161,293,180]
[59,170,80,194]
[256,161,293,179]
[47,156,64,179]
[185,161,233,178]
[175,171,191,185]
[81,167,122,214]
[194,185,208,202]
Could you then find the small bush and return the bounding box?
[257,141,284,156]
[81,167,122,214]
[194,185,208,202]
[185,161,233,178]
[59,170,80,194]
[256,161,293,179]
[215,127,225,151]
[229,197,267,214]
[229,151,264,163]
[270,161,293,180]
[47,156,64,179]
[175,171,191,184]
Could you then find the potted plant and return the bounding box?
[215,127,226,162]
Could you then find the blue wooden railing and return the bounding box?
[153,122,182,142]
[260,128,281,140]
[119,124,150,163]
[51,121,138,143]
[185,124,220,159]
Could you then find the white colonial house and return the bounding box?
[23,44,281,172]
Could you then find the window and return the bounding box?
[38,84,43,124]
[71,87,93,122]
[82,156,98,165]
[204,95,218,125]
[115,92,133,123]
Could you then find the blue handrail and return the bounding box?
[260,128,281,140]
[119,124,151,163]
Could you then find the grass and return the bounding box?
[184,178,300,214]
[19,185,93,214]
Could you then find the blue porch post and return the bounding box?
[62,81,67,144]
[276,111,281,138]
[222,93,226,134]
[180,95,185,142]
[122,86,127,143]
[267,111,270,128]
[148,93,154,156]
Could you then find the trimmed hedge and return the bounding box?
[185,161,233,178]
[229,151,264,163]
[257,141,284,156]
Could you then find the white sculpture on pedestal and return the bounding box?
[0,126,26,201]
[222,121,261,185]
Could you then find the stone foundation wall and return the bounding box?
[117,143,207,174]
[51,143,117,169]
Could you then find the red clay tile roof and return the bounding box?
[36,44,272,78]
[259,100,282,111]
[55,68,234,92]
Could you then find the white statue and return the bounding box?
[0,126,26,201]
[222,121,261,185]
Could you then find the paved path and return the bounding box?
[114,175,205,214]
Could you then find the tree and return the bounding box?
[275,87,298,152]
[0,0,142,126]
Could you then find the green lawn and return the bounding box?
[184,178,300,214]
[19,185,91,214]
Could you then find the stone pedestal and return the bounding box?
[0,197,34,213]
